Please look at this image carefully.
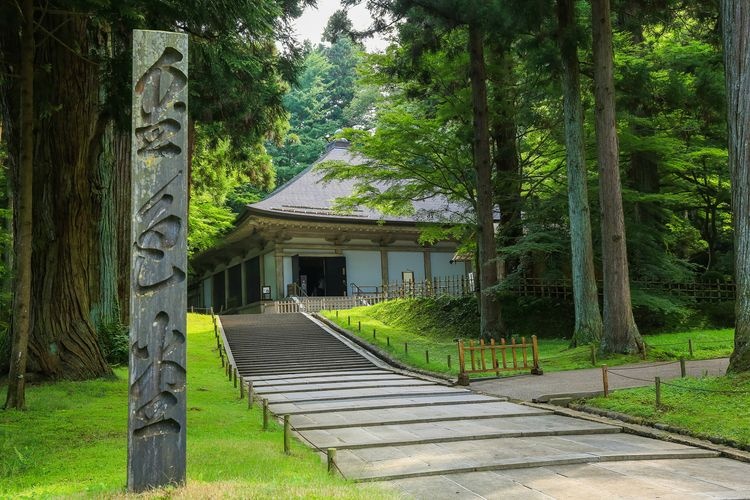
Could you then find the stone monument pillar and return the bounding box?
[128,29,188,492]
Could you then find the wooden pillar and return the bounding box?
[240,260,247,306]
[275,248,284,299]
[423,250,432,281]
[224,267,229,310]
[128,29,188,492]
[380,248,389,287]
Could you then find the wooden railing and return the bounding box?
[272,295,387,313]
[456,335,542,384]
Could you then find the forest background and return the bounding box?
[0,0,748,405]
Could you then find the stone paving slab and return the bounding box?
[336,433,718,481]
[298,414,619,450]
[262,384,468,404]
[251,373,412,387]
[253,378,435,395]
[290,401,550,429]
[380,458,750,499]
[269,393,501,415]
[248,369,392,382]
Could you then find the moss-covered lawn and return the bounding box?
[0,313,387,499]
[582,373,750,449]
[320,300,733,378]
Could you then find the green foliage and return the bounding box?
[0,314,386,498]
[96,322,129,366]
[267,35,367,184]
[188,123,276,258]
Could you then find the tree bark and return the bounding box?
[489,45,522,280]
[25,13,111,379]
[722,0,750,372]
[468,24,503,340]
[591,0,643,354]
[5,0,34,408]
[558,0,603,347]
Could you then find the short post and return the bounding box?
[358,321,361,332]
[373,328,376,340]
[347,315,350,326]
[425,349,429,364]
[404,342,408,355]
[233,368,238,388]
[447,354,451,369]
[336,310,339,319]
[531,335,543,375]
[240,378,245,399]
[655,376,661,408]
[387,336,390,347]
[590,344,597,366]
[680,357,686,378]
[262,399,269,430]
[602,365,609,397]
[219,348,224,367]
[283,415,291,455]
[688,339,694,357]
[248,380,253,408]
[457,340,469,385]
[327,448,337,474]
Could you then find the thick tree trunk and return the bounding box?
[25,14,111,379]
[489,47,522,280]
[468,24,503,340]
[722,0,750,372]
[5,0,34,409]
[558,0,603,347]
[591,0,643,354]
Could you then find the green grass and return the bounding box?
[583,373,750,448]
[0,314,388,499]
[320,304,734,378]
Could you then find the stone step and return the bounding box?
[334,433,720,481]
[290,401,551,430]
[262,384,465,404]
[248,370,392,382]
[252,374,412,387]
[269,393,501,416]
[253,379,436,395]
[298,414,620,450]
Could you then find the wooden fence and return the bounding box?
[457,336,542,383]
[504,278,736,302]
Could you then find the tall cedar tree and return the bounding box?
[557,0,603,346]
[0,0,308,384]
[5,0,34,409]
[722,0,750,372]
[591,0,644,354]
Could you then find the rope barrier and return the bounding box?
[659,380,750,395]
[607,360,680,371]
[605,371,656,383]
[287,420,348,478]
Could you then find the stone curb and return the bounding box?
[312,313,456,385]
[523,401,750,464]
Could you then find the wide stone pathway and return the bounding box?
[221,313,750,499]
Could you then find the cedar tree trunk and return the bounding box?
[558,0,603,346]
[26,14,111,379]
[722,0,750,372]
[5,0,34,409]
[468,24,503,340]
[591,0,643,354]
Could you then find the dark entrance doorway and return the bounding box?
[292,256,347,296]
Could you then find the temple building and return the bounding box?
[189,140,471,313]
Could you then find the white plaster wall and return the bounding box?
[388,251,426,283]
[343,250,382,292]
[431,252,463,278]
[263,252,277,300]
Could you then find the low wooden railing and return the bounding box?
[457,335,542,384]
